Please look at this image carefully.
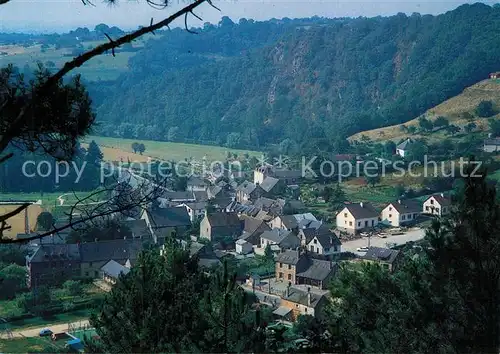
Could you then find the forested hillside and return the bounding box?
[92,3,500,152]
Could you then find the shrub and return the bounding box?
[475,100,497,118]
[63,280,83,296]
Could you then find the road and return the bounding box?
[342,228,426,255]
[2,320,90,339]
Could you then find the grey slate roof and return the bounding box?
[296,259,336,281]
[101,259,130,279]
[183,202,207,211]
[284,287,327,308]
[236,181,257,195]
[146,206,191,228]
[122,219,153,239]
[28,244,80,263]
[79,239,143,263]
[343,202,378,219]
[206,212,241,227]
[158,190,195,201]
[241,216,270,234]
[278,215,299,229]
[260,229,293,243]
[363,247,400,264]
[276,250,301,265]
[426,194,451,207]
[387,200,421,214]
[273,169,303,179]
[313,231,342,248]
[193,190,209,202]
[396,138,413,150]
[198,257,222,269]
[259,177,280,193]
[208,186,222,199]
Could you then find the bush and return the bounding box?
[63,280,83,296]
[475,100,497,118]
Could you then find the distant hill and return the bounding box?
[349,79,500,143]
[88,3,500,152]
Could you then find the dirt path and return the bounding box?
[5,319,90,339]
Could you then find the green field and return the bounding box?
[0,191,102,210]
[0,336,65,353]
[84,135,261,162]
[0,35,155,81]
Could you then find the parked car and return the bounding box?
[39,328,53,337]
[356,247,369,252]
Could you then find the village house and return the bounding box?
[238,215,271,245]
[235,239,253,255]
[381,200,421,227]
[336,202,379,234]
[396,138,414,158]
[121,219,154,240]
[423,193,451,217]
[259,176,285,196]
[260,229,301,251]
[141,206,192,243]
[26,239,143,288]
[180,202,207,222]
[101,259,131,285]
[186,176,209,191]
[157,190,196,207]
[274,285,330,321]
[79,239,142,279]
[302,228,342,256]
[199,212,243,242]
[483,137,500,153]
[253,165,303,186]
[236,181,263,203]
[275,250,337,289]
[268,215,299,232]
[26,244,81,288]
[253,197,286,216]
[362,247,402,272]
[490,72,500,79]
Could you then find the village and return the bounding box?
[18,146,456,331]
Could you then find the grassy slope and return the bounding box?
[84,135,261,162]
[349,79,500,143]
[0,35,155,81]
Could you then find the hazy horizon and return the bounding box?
[0,0,497,34]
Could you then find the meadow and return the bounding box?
[84,135,261,163]
[0,34,156,81]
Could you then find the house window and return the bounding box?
[358,222,361,227]
[365,221,368,227]
[85,272,89,277]
[344,213,347,218]
[305,308,308,313]
[401,215,405,220]
[371,220,374,226]
[408,214,412,219]
[389,207,392,211]
[279,272,283,278]
[389,214,392,218]
[287,274,292,280]
[345,220,347,225]
[288,264,291,270]
[349,221,353,226]
[430,199,434,205]
[316,247,320,253]
[310,245,314,251]
[94,271,98,277]
[436,208,440,214]
[313,239,317,244]
[280,262,283,268]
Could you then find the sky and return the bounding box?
[0,0,497,33]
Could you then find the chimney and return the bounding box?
[286,281,291,297]
[360,202,364,208]
[307,287,311,306]
[440,193,444,198]
[398,199,401,204]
